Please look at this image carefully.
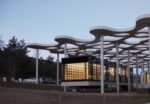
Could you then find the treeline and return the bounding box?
[0,36,58,81]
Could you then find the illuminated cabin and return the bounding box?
[61,56,132,88]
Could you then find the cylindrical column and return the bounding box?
[36,49,39,84]
[116,43,119,93]
[141,59,145,86]
[142,59,144,72]
[56,53,59,85]
[127,50,131,92]
[149,25,150,71]
[64,43,67,92]
[147,60,149,71]
[64,43,67,58]
[100,36,104,94]
[84,62,86,79]
[136,55,139,89]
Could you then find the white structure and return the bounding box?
[26,14,150,94]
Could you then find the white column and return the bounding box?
[36,49,39,84]
[64,43,67,92]
[64,43,67,58]
[136,55,139,89]
[141,59,144,86]
[56,53,59,85]
[142,59,144,73]
[116,43,119,93]
[148,60,149,71]
[148,26,150,71]
[84,49,87,79]
[100,36,104,94]
[127,50,131,92]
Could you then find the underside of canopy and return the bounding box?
[26,14,150,67]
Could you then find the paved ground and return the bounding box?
[0,86,150,104]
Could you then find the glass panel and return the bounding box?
[89,62,93,80]
[93,64,101,80]
[93,64,97,80]
[147,73,150,84]
[64,62,89,80]
[63,60,129,82]
[119,67,126,81]
[97,64,101,80]
[108,66,115,81]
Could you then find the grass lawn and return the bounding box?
[0,86,150,104]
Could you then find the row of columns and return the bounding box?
[100,37,131,94]
[34,39,138,94]
[62,38,132,94]
[135,55,150,89]
[33,25,150,94]
[100,38,132,94]
[100,25,150,94]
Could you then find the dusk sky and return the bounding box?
[0,0,150,60]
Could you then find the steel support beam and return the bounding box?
[148,60,149,71]
[64,43,67,58]
[35,49,39,84]
[142,59,144,73]
[64,43,67,92]
[56,53,59,85]
[136,55,139,89]
[127,50,131,92]
[116,43,119,93]
[148,26,150,71]
[141,59,145,86]
[100,36,104,94]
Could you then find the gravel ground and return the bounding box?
[0,87,150,104]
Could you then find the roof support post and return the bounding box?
[83,50,87,79]
[141,58,145,86]
[64,42,67,58]
[148,25,150,71]
[142,59,144,73]
[100,35,104,94]
[136,55,139,89]
[56,53,59,85]
[148,60,149,71]
[35,49,39,84]
[64,42,68,92]
[116,43,119,93]
[127,50,131,92]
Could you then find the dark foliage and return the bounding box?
[0,36,58,81]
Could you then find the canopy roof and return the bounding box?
[26,14,150,67]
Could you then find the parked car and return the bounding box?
[23,77,56,84]
[23,77,36,84]
[42,78,56,84]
